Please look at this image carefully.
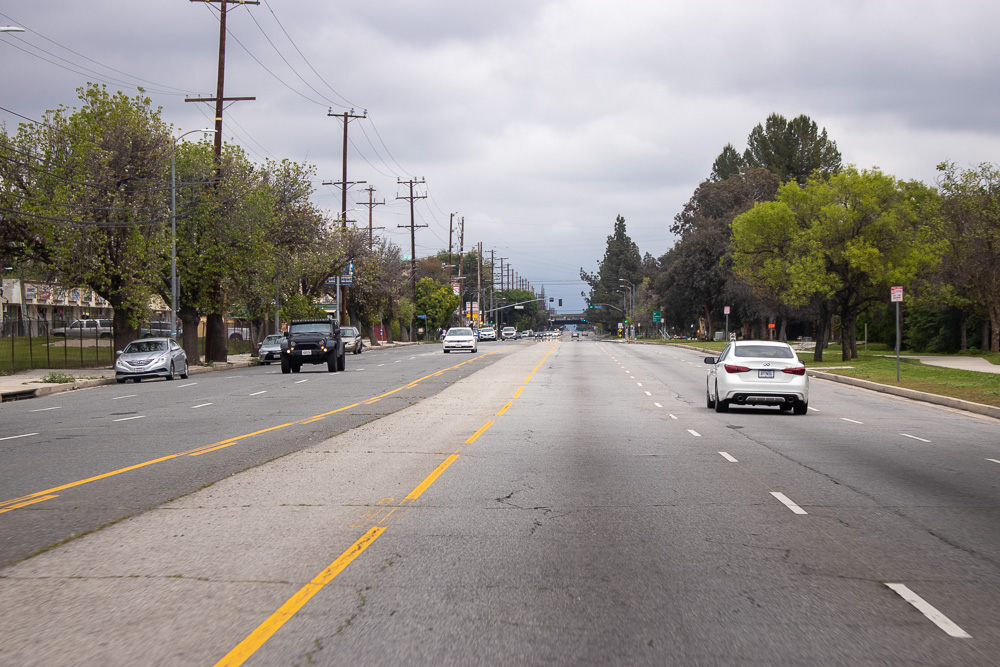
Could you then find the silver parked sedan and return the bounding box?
[341,326,365,354]
[257,334,283,365]
[115,338,188,383]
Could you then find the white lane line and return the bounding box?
[294,379,309,384]
[636,382,643,387]
[0,433,39,442]
[719,452,738,462]
[808,406,820,412]
[377,363,385,367]
[987,459,1000,465]
[112,416,145,423]
[112,395,136,400]
[30,406,61,412]
[395,360,401,363]
[178,382,197,388]
[885,584,971,638]
[645,391,652,396]
[668,414,678,420]
[687,429,701,437]
[841,418,864,424]
[250,391,267,396]
[901,433,931,443]
[654,403,662,408]
[770,492,807,514]
[192,403,213,409]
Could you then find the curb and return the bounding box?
[807,370,1000,420]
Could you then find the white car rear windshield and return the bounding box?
[734,345,794,359]
[449,328,473,336]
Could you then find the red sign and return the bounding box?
[724,306,730,315]
[890,286,903,302]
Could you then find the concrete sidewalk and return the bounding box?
[0,341,425,402]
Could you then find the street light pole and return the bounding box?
[171,129,216,343]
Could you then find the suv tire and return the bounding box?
[281,357,291,374]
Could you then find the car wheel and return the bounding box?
[444,349,450,353]
[472,347,477,353]
[779,403,792,412]
[793,401,808,415]
[133,377,142,383]
[337,351,346,372]
[713,382,728,412]
[281,357,291,374]
[328,355,338,372]
[116,378,126,384]
[706,382,715,409]
[166,362,175,381]
[292,364,301,373]
[180,361,188,379]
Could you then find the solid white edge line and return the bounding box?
[885,583,971,638]
[112,416,145,422]
[770,491,807,514]
[719,452,738,462]
[0,433,39,442]
[687,429,701,437]
[901,433,931,443]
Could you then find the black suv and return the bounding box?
[280,318,345,374]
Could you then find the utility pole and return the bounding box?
[477,242,483,328]
[326,108,367,224]
[396,178,427,340]
[497,257,508,327]
[448,213,455,275]
[186,0,258,364]
[357,186,385,249]
[490,250,495,324]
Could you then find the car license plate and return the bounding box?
[301,349,311,356]
[758,370,774,378]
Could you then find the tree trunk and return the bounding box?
[110,308,140,357]
[703,304,714,341]
[960,312,967,351]
[812,305,830,363]
[984,320,990,352]
[989,304,1000,353]
[179,306,201,365]
[778,317,787,343]
[847,317,858,359]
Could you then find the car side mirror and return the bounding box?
[704,357,716,364]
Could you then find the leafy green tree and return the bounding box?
[936,162,1000,353]
[7,84,172,351]
[730,167,943,361]
[415,277,460,335]
[710,143,745,182]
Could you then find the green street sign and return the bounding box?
[653,311,661,322]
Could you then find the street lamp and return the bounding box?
[171,129,216,342]
[619,278,636,342]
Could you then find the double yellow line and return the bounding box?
[213,343,557,667]
[0,352,497,516]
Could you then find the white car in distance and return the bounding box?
[704,340,809,414]
[443,327,478,353]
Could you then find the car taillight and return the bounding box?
[782,366,806,375]
[724,364,750,373]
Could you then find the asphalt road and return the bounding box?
[1,338,999,666]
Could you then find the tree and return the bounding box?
[730,167,943,361]
[581,215,642,330]
[936,162,1000,352]
[710,143,745,182]
[8,84,172,351]
[415,277,461,334]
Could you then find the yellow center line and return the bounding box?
[495,401,513,416]
[0,495,60,514]
[513,386,523,399]
[214,348,548,666]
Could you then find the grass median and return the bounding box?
[654,339,1000,409]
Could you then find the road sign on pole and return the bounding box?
[653,311,661,322]
[892,286,903,381]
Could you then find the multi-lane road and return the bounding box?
[1,338,999,665]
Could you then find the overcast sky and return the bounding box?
[3,1,999,312]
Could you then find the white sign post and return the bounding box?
[891,286,903,382]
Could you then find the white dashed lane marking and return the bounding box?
[885,584,971,638]
[719,452,738,462]
[901,433,930,443]
[770,492,807,514]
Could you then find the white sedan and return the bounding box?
[443,327,478,353]
[704,340,808,414]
